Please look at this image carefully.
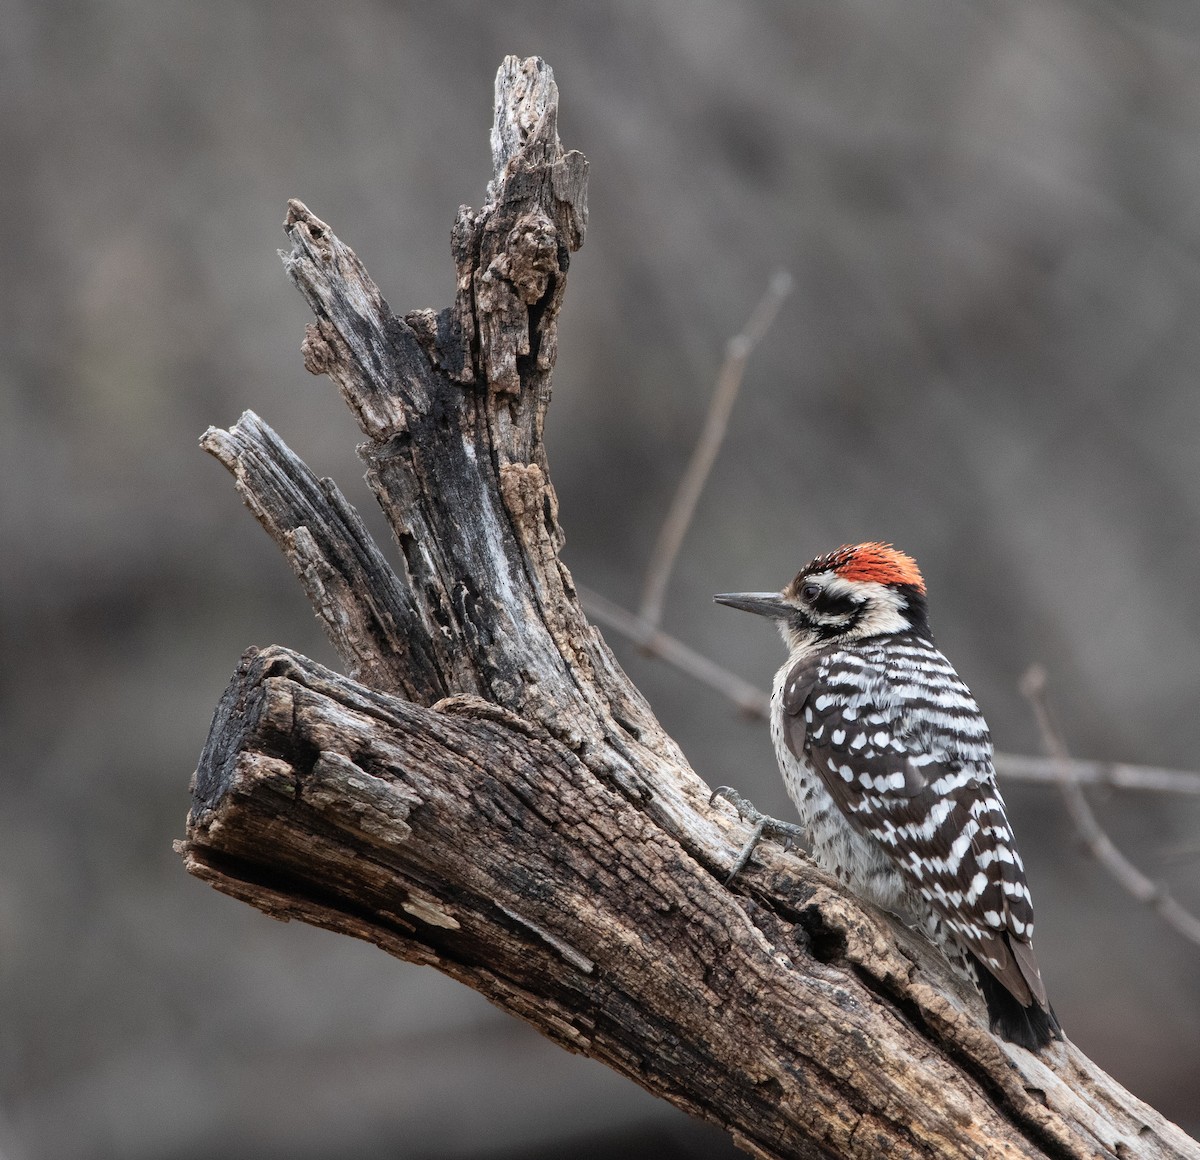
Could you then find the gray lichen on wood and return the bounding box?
[183,55,1200,1160]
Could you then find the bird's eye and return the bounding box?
[800,582,821,603]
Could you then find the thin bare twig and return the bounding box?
[581,585,768,716]
[1159,839,1200,867]
[991,753,1200,796]
[638,270,793,630]
[1020,664,1200,948]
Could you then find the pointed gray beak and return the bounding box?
[713,592,792,619]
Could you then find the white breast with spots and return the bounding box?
[769,663,914,918]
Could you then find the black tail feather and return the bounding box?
[969,953,1062,1051]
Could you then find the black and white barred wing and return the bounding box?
[781,637,1046,1008]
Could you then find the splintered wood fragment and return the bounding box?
[199,411,446,701]
[281,199,432,439]
[187,55,1200,1160]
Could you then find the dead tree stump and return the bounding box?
[179,55,1200,1160]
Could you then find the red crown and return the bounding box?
[808,542,926,594]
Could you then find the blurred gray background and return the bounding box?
[3,1,1200,1157]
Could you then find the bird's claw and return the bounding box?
[711,785,806,884]
[710,785,761,819]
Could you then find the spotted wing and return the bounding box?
[781,637,1045,1007]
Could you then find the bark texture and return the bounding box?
[181,55,1200,1160]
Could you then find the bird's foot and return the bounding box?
[710,786,807,885]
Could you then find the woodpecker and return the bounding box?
[715,542,1060,1051]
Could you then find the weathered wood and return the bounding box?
[183,55,1200,1160]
